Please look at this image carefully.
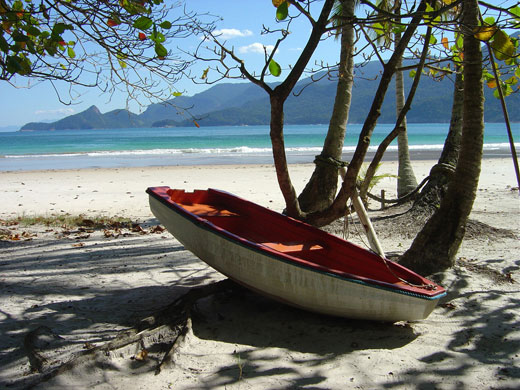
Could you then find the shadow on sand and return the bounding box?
[1,227,519,389]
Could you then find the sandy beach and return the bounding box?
[1,158,519,389]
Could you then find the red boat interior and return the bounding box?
[154,188,440,295]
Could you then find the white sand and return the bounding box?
[0,159,519,389]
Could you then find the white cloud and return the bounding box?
[238,43,275,54]
[35,108,75,116]
[213,28,253,40]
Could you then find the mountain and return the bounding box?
[20,61,519,130]
[20,106,145,131]
[141,82,265,125]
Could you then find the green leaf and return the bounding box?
[510,6,520,20]
[482,69,494,81]
[7,55,31,75]
[118,59,127,69]
[484,17,495,25]
[133,16,153,31]
[6,56,23,73]
[456,33,463,50]
[24,25,41,37]
[423,4,440,26]
[122,0,148,15]
[172,92,182,97]
[45,44,57,56]
[371,22,384,34]
[409,70,416,78]
[67,46,75,58]
[269,59,281,77]
[0,35,9,52]
[160,21,172,29]
[154,43,167,58]
[391,25,406,35]
[491,29,516,60]
[150,31,165,43]
[429,35,437,45]
[12,30,30,42]
[51,23,73,39]
[276,1,289,21]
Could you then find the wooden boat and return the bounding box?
[147,187,446,322]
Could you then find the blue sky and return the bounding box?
[0,0,341,129]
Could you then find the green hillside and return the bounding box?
[20,61,519,130]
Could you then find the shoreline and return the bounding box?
[1,145,516,172]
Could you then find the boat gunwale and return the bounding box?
[146,187,446,301]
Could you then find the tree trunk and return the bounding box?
[399,0,484,275]
[395,33,418,197]
[413,69,463,212]
[266,0,335,219]
[359,25,432,203]
[270,94,303,217]
[298,0,356,213]
[305,0,428,227]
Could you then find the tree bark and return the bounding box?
[305,0,427,227]
[267,0,336,219]
[270,94,303,217]
[395,32,418,197]
[298,0,356,213]
[399,0,484,275]
[359,25,432,203]
[413,69,463,212]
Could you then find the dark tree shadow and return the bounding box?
[379,256,520,390]
[2,224,518,390]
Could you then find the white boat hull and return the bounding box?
[149,196,440,322]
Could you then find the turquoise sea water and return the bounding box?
[0,123,518,171]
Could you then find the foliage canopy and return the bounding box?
[0,0,210,103]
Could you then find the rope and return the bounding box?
[314,154,349,168]
[336,161,443,290]
[365,175,430,204]
[365,162,456,205]
[342,196,437,291]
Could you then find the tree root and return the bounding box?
[20,279,236,389]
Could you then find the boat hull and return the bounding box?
[149,193,443,322]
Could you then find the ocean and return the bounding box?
[0,123,518,171]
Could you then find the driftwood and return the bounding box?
[20,279,236,389]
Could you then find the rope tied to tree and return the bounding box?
[429,162,456,177]
[365,175,430,205]
[314,154,349,168]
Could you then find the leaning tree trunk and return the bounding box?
[270,94,303,217]
[399,0,483,275]
[305,0,428,227]
[412,68,463,213]
[394,15,418,197]
[298,0,356,213]
[265,0,335,220]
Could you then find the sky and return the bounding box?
[0,0,342,129]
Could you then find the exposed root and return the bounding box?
[20,279,236,389]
